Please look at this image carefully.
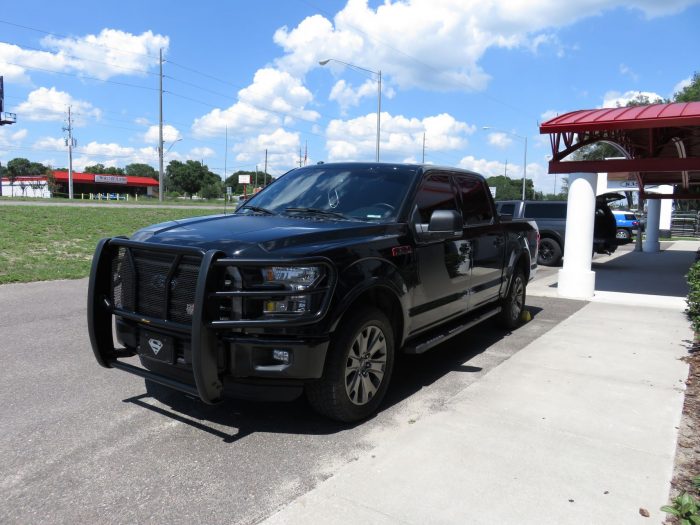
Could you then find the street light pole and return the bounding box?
[483,126,528,200]
[319,58,381,162]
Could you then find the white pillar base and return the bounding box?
[558,269,595,300]
[643,239,660,253]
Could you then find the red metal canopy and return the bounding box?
[539,102,700,199]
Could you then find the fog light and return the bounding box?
[272,349,291,363]
[264,296,309,314]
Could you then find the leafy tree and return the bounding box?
[84,163,124,175]
[125,163,158,180]
[200,181,223,199]
[674,72,700,102]
[486,175,535,201]
[166,160,220,198]
[224,170,274,195]
[6,158,31,195]
[617,93,667,107]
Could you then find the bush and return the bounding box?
[686,261,700,333]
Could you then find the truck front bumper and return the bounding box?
[87,237,336,404]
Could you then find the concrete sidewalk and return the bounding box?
[261,243,697,525]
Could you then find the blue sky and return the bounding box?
[0,0,698,191]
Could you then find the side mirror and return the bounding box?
[415,209,462,241]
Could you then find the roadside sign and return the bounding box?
[238,174,251,184]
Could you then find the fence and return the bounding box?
[671,211,700,237]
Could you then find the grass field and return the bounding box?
[0,205,219,284]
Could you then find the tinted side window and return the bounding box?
[455,175,493,225]
[524,203,566,219]
[414,174,458,223]
[498,203,515,216]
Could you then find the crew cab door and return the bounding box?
[454,175,506,308]
[409,173,471,332]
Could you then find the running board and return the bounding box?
[403,307,502,355]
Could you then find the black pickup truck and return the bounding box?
[88,162,538,422]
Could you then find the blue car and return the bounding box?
[612,210,641,243]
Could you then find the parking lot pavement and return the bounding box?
[0,278,584,525]
[262,243,695,525]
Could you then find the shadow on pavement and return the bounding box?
[122,306,548,441]
[592,244,694,297]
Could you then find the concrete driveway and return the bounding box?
[1,275,583,524]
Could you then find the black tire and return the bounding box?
[499,269,526,329]
[537,238,562,266]
[306,307,395,423]
[616,228,631,242]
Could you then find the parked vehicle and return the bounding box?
[88,163,538,422]
[495,195,620,266]
[612,210,642,243]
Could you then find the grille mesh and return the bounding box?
[110,247,200,324]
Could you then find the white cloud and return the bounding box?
[329,79,379,111]
[487,132,513,149]
[458,155,552,192]
[601,89,665,108]
[274,0,696,92]
[15,87,101,124]
[33,136,65,150]
[233,128,301,172]
[327,111,474,161]
[144,124,182,145]
[619,63,639,81]
[0,30,168,83]
[189,147,215,159]
[0,127,28,149]
[540,109,560,122]
[673,77,692,97]
[192,68,319,138]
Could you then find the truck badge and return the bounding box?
[148,338,163,355]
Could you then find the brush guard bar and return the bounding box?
[87,237,336,404]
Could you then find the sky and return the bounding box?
[0,0,698,192]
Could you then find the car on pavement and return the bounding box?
[495,194,621,266]
[612,210,642,243]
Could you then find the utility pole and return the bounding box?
[158,47,164,202]
[264,149,268,184]
[63,106,76,199]
[255,164,258,189]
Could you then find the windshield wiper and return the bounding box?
[240,205,275,215]
[284,207,350,220]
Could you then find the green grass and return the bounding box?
[0,195,232,207]
[0,206,219,284]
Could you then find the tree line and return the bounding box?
[0,158,275,199]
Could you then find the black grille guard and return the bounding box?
[87,237,337,404]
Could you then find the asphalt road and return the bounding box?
[1,276,584,525]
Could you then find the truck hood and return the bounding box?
[130,213,402,256]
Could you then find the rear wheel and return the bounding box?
[616,228,631,242]
[537,238,562,266]
[499,269,526,329]
[306,308,394,423]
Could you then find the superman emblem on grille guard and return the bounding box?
[148,338,163,355]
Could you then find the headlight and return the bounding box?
[262,266,324,315]
[262,266,323,291]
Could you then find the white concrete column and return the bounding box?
[558,172,598,300]
[659,185,673,236]
[644,198,661,252]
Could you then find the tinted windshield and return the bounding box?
[238,165,418,221]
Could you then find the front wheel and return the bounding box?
[306,308,395,423]
[498,269,526,329]
[537,238,562,266]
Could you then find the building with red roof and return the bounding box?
[1,170,159,198]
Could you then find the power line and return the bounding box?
[5,62,159,91]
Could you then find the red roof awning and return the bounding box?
[540,101,700,133]
[52,171,158,187]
